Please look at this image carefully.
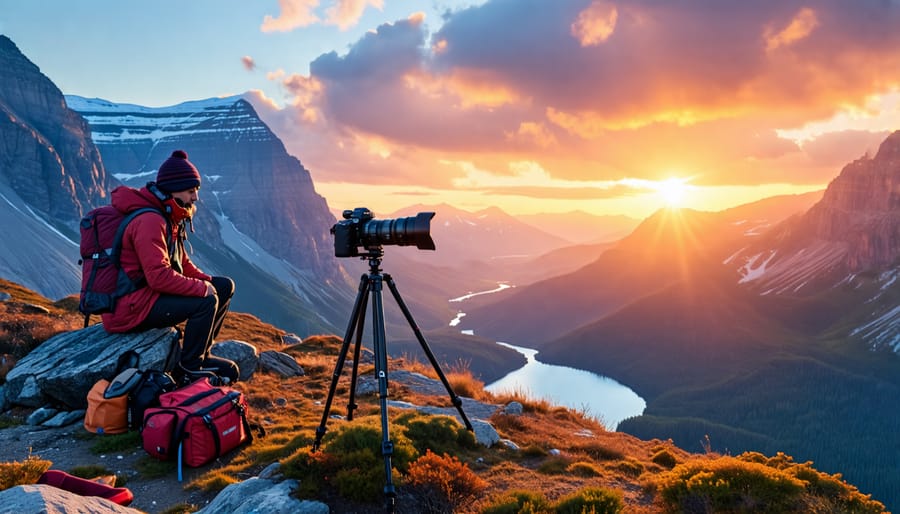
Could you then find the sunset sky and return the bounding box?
[3,0,899,219]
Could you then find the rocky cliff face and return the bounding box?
[804,130,900,271]
[0,36,111,225]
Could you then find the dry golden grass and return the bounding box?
[0,455,52,491]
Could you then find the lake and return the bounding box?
[451,283,646,430]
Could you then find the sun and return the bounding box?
[655,177,691,207]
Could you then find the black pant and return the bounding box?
[136,276,234,373]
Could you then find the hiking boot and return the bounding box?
[199,355,240,384]
[173,364,229,387]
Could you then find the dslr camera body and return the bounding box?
[331,207,435,258]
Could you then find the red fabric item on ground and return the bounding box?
[37,469,134,506]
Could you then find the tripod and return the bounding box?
[312,248,473,510]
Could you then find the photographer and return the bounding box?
[101,150,239,385]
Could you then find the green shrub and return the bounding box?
[280,447,339,498]
[282,416,418,503]
[566,461,601,477]
[651,448,678,469]
[553,487,624,514]
[0,415,22,429]
[656,456,806,513]
[89,431,141,455]
[394,412,477,456]
[521,445,549,458]
[0,456,52,491]
[609,458,644,478]
[741,452,885,514]
[537,455,572,475]
[482,490,552,514]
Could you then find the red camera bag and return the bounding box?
[141,378,253,480]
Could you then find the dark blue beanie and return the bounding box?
[156,150,201,193]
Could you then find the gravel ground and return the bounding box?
[1,422,218,513]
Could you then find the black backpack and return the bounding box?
[78,205,170,327]
[105,351,178,431]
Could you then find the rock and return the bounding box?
[197,478,329,514]
[4,325,178,409]
[355,377,378,396]
[471,419,500,448]
[43,409,85,428]
[357,347,375,365]
[257,462,282,480]
[503,401,524,415]
[501,439,520,451]
[281,333,303,345]
[27,407,58,425]
[210,340,259,381]
[0,483,143,513]
[258,351,305,378]
[19,303,50,314]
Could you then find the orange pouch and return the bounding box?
[84,379,128,434]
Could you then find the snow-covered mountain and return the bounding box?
[729,131,900,351]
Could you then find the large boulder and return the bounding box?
[197,477,328,514]
[4,325,178,409]
[210,340,259,382]
[0,484,142,514]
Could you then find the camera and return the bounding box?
[331,207,436,257]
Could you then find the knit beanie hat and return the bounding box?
[156,150,201,193]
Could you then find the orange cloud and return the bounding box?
[403,69,521,110]
[765,7,819,52]
[282,73,325,123]
[506,122,558,148]
[241,56,256,71]
[571,0,618,47]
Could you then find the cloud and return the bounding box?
[241,56,256,71]
[571,0,618,47]
[264,0,900,205]
[261,0,384,32]
[325,0,385,30]
[765,7,818,51]
[261,0,320,32]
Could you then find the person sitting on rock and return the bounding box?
[101,150,239,385]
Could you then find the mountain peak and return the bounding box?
[875,129,900,161]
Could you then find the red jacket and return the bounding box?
[101,186,211,333]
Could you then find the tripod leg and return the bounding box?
[346,284,369,421]
[313,274,370,451]
[370,274,397,506]
[383,274,473,431]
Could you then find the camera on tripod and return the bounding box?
[331,207,436,257]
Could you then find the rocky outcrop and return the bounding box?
[804,130,900,272]
[0,484,142,514]
[197,476,329,514]
[3,325,179,409]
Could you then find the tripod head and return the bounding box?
[359,247,385,274]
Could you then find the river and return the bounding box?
[450,283,646,430]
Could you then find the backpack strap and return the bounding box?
[108,207,170,305]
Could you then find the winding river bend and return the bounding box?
[451,284,646,429]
